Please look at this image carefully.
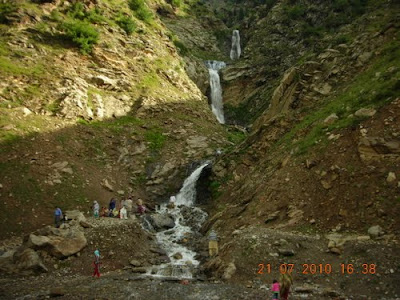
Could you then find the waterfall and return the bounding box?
[230,30,241,60]
[205,61,226,124]
[175,163,209,206]
[146,163,210,279]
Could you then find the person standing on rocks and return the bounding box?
[93,249,101,278]
[279,272,293,300]
[54,206,63,228]
[120,205,128,220]
[137,199,146,215]
[93,201,100,218]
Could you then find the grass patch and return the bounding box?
[0,56,44,77]
[0,2,17,24]
[144,128,166,151]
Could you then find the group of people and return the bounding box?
[271,273,293,300]
[92,196,146,220]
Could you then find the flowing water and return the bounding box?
[205,61,226,124]
[146,163,209,279]
[230,30,241,60]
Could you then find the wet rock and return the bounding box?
[355,108,376,117]
[131,267,147,273]
[368,225,384,239]
[173,252,183,260]
[148,214,175,231]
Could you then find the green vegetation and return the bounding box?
[0,56,44,77]
[227,130,246,145]
[145,128,166,151]
[277,35,400,155]
[67,2,107,24]
[60,19,99,54]
[128,0,153,23]
[284,4,306,20]
[116,14,136,35]
[0,2,17,24]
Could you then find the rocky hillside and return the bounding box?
[0,0,234,236]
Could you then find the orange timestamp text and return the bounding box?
[257,263,377,275]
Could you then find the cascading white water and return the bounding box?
[147,163,209,279]
[205,61,226,124]
[230,30,241,60]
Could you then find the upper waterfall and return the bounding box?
[205,61,226,124]
[230,30,241,60]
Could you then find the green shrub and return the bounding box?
[67,2,106,24]
[61,19,99,54]
[116,14,136,35]
[285,4,306,20]
[0,2,17,24]
[173,39,188,55]
[128,0,153,23]
[171,0,182,8]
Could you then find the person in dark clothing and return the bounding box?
[54,206,63,228]
[108,198,116,217]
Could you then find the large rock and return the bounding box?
[367,225,384,239]
[355,108,376,117]
[27,226,87,259]
[65,210,86,223]
[148,214,175,231]
[358,137,400,160]
[222,262,236,280]
[13,248,48,274]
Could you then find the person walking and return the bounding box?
[279,272,293,300]
[271,279,280,299]
[54,206,63,228]
[93,249,101,278]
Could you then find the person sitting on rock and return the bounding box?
[125,196,133,217]
[100,207,106,217]
[112,207,119,218]
[120,206,128,220]
[137,199,146,215]
[54,206,63,228]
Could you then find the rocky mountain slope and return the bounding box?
[0,0,399,299]
[0,0,233,236]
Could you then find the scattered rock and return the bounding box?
[21,107,32,116]
[355,108,376,117]
[101,179,114,192]
[172,252,183,260]
[129,259,142,267]
[357,235,371,241]
[278,249,295,256]
[368,225,384,239]
[324,114,338,125]
[131,267,147,273]
[386,172,396,183]
[79,220,92,228]
[265,211,280,223]
[222,262,236,280]
[49,287,66,297]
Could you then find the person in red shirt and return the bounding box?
[271,279,280,299]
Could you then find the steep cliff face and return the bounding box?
[0,0,230,235]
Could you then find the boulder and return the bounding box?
[358,137,400,160]
[367,225,383,239]
[386,172,396,183]
[222,262,236,280]
[149,214,175,231]
[79,220,92,228]
[13,248,48,274]
[173,252,183,260]
[49,287,66,297]
[355,108,376,117]
[324,113,339,125]
[65,210,86,223]
[27,227,87,259]
[129,259,142,267]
